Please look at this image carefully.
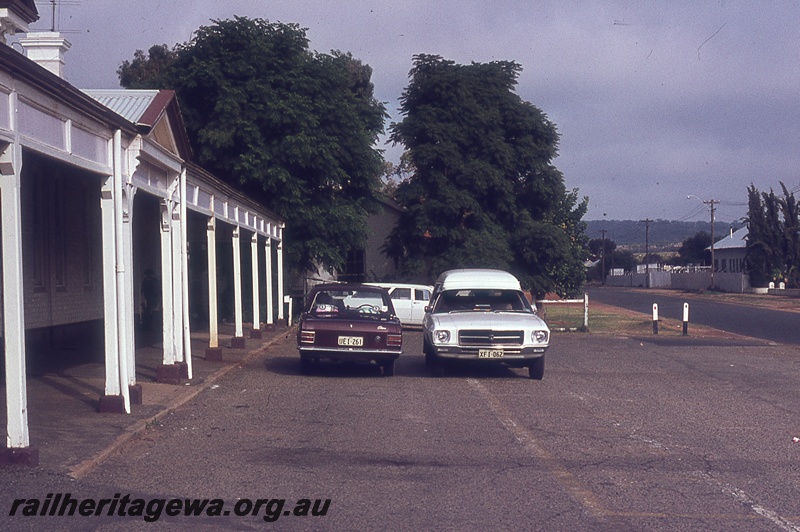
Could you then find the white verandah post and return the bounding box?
[206,216,219,350]
[170,201,184,365]
[123,185,137,390]
[100,178,120,397]
[0,138,33,456]
[112,130,131,413]
[232,226,244,342]
[265,237,273,326]
[159,199,175,366]
[251,232,260,336]
[277,237,285,322]
[179,168,192,379]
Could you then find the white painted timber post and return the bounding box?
[277,237,285,322]
[0,139,31,449]
[170,200,184,364]
[251,232,260,333]
[207,216,219,349]
[123,185,137,388]
[232,226,244,338]
[265,238,273,325]
[179,168,192,378]
[112,130,130,413]
[160,199,175,365]
[101,178,121,397]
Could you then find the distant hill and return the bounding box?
[585,219,744,252]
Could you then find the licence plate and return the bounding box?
[338,336,363,347]
[478,349,504,358]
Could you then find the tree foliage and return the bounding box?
[745,183,800,287]
[384,55,588,297]
[588,237,616,259]
[118,17,387,275]
[117,44,178,89]
[673,231,711,266]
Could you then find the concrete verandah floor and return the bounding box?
[0,322,291,475]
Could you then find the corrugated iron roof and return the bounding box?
[82,89,160,125]
[711,226,748,250]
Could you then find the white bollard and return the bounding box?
[652,303,659,335]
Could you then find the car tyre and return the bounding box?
[528,356,544,380]
[382,360,395,377]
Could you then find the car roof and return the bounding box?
[309,283,389,293]
[435,269,522,291]
[365,282,433,291]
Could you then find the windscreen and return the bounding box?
[432,289,532,313]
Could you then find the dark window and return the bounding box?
[341,249,365,283]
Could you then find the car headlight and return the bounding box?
[532,330,548,343]
[434,330,451,343]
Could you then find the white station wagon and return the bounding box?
[366,283,433,326]
[422,269,550,379]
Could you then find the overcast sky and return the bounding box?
[25,1,800,223]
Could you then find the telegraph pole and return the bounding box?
[599,229,607,285]
[687,196,720,290]
[708,199,719,290]
[642,219,653,288]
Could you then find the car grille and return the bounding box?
[458,330,524,346]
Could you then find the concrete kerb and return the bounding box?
[69,327,296,480]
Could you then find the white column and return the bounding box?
[265,238,273,325]
[123,185,137,387]
[251,232,260,331]
[179,168,192,378]
[100,178,120,397]
[160,199,175,365]
[0,140,30,448]
[277,237,285,321]
[170,202,184,363]
[112,130,130,412]
[232,227,243,338]
[207,216,219,348]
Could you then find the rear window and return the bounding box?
[309,288,390,315]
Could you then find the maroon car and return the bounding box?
[297,284,403,376]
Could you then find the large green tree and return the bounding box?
[384,55,588,297]
[118,17,387,275]
[745,183,795,287]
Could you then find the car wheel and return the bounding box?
[528,356,544,380]
[300,355,313,375]
[382,360,395,377]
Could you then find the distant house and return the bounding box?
[711,226,748,273]
[339,195,403,283]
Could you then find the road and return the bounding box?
[589,286,800,344]
[4,330,800,530]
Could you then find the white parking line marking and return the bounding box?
[695,471,800,532]
[468,378,800,529]
[467,378,610,519]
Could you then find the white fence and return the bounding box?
[536,294,589,332]
[606,271,750,293]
